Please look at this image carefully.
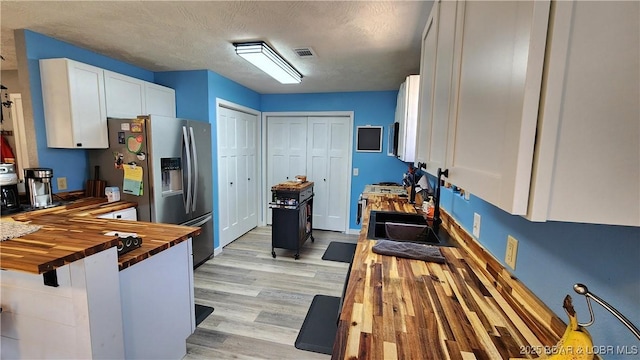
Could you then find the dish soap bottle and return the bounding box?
[423,196,435,219]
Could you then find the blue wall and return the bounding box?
[434,180,640,359]
[23,30,153,192]
[262,92,410,230]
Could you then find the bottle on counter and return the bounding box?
[423,196,435,219]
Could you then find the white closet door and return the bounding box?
[266,116,307,224]
[218,107,238,246]
[218,106,258,247]
[237,111,258,236]
[307,117,350,232]
[307,119,329,229]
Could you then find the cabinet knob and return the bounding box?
[76,143,82,147]
[230,182,233,185]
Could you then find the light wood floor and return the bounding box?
[184,226,358,360]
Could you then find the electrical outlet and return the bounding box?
[505,235,519,270]
[353,168,359,176]
[57,177,67,191]
[472,212,481,238]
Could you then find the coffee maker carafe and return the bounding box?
[0,163,20,213]
[24,168,54,209]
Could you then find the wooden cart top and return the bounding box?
[271,181,314,192]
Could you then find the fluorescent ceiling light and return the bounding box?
[234,41,302,84]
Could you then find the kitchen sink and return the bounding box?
[367,210,453,246]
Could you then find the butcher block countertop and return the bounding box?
[332,193,564,360]
[271,180,314,191]
[9,197,138,221]
[1,198,201,274]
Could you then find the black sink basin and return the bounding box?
[367,210,453,246]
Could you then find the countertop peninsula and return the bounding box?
[332,193,564,359]
[0,197,201,273]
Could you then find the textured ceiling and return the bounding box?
[0,1,432,94]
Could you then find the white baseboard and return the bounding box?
[346,228,361,235]
[213,247,223,257]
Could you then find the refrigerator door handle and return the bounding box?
[184,213,212,228]
[189,126,198,212]
[182,126,192,214]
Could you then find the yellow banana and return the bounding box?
[511,295,594,360]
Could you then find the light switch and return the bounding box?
[353,168,359,176]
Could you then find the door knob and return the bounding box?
[230,182,233,185]
[248,178,251,181]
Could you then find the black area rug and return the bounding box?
[195,304,214,327]
[322,242,357,263]
[295,295,341,355]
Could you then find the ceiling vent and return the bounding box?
[293,47,316,58]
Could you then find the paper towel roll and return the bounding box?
[416,175,431,193]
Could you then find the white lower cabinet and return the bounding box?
[416,0,638,226]
[119,239,195,359]
[97,207,137,221]
[0,241,195,360]
[0,248,125,359]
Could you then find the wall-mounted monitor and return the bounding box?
[356,126,383,152]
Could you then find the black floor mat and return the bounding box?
[195,304,214,327]
[295,295,341,355]
[322,242,357,263]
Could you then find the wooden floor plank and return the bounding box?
[185,226,357,359]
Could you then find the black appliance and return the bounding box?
[0,163,20,213]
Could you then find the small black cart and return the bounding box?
[270,181,314,259]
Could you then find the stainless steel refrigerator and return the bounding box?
[88,115,214,267]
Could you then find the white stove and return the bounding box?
[362,184,406,195]
[357,184,407,224]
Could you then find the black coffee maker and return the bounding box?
[0,163,20,213]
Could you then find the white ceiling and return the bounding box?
[0,1,433,94]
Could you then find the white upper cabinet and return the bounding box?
[40,58,176,149]
[145,82,176,117]
[104,70,146,118]
[419,0,639,226]
[445,0,550,215]
[40,58,108,149]
[414,3,438,168]
[105,71,176,118]
[394,75,420,163]
[415,0,458,176]
[527,1,639,226]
